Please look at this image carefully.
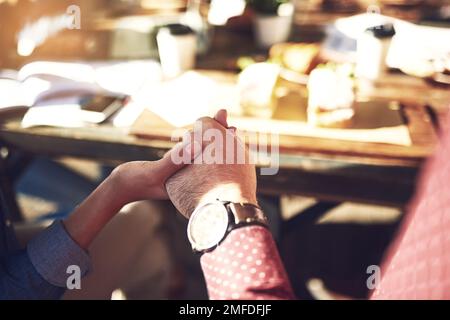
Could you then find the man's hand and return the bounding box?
[165,109,257,219]
[109,139,200,207]
[64,138,199,249]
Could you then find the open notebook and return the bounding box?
[0,60,161,128]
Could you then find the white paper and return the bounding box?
[21,105,86,128]
[142,71,240,127]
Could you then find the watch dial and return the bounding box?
[188,203,229,251]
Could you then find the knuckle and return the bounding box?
[196,116,212,123]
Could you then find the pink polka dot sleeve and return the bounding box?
[371,110,450,299]
[200,225,295,300]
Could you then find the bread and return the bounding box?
[270,43,320,74]
[307,66,355,128]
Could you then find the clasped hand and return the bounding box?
[111,109,257,218]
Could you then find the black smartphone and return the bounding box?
[80,95,128,123]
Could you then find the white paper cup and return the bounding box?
[157,24,197,79]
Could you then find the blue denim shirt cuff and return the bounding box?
[27,220,91,288]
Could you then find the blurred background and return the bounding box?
[0,0,449,300]
[1,0,449,68]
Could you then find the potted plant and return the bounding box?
[246,0,294,48]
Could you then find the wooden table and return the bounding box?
[0,72,446,221]
[1,27,449,221]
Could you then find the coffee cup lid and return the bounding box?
[365,23,396,38]
[160,23,194,36]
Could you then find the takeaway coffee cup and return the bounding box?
[157,23,197,78]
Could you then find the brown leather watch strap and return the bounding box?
[226,202,268,226]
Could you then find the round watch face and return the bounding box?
[187,203,229,251]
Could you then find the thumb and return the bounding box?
[214,109,228,128]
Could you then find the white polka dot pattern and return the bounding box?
[201,226,294,300]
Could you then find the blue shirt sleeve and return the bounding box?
[1,249,64,299]
[1,220,91,299]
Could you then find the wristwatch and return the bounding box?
[187,200,268,253]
